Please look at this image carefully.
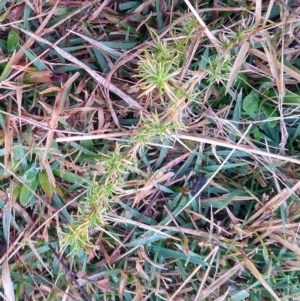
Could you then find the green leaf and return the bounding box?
[7,28,19,54]
[233,72,249,90]
[19,167,39,206]
[80,139,94,151]
[119,1,140,11]
[53,167,83,184]
[253,127,261,141]
[268,89,300,104]
[0,8,10,23]
[38,171,54,197]
[11,183,21,203]
[0,54,15,82]
[282,90,300,104]
[261,103,278,128]
[54,7,69,16]
[243,90,259,114]
[21,47,48,71]
[217,190,245,211]
[258,79,273,92]
[0,160,22,180]
[231,290,250,301]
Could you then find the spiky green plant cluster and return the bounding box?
[131,111,186,152]
[98,143,140,184]
[205,55,232,86]
[61,33,196,257]
[61,183,113,257]
[136,22,201,120]
[137,49,182,98]
[61,144,142,256]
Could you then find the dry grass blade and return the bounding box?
[2,258,15,301]
[104,214,179,240]
[262,32,283,94]
[238,248,281,301]
[133,171,174,207]
[268,233,300,259]
[67,30,123,58]
[183,0,222,53]
[262,32,289,155]
[179,30,204,82]
[118,270,128,300]
[139,246,166,269]
[58,128,300,168]
[249,48,300,83]
[243,188,288,226]
[87,0,110,22]
[43,2,93,34]
[245,180,300,227]
[263,0,276,26]
[133,0,157,13]
[196,264,242,301]
[4,115,12,169]
[225,41,249,94]
[186,210,231,235]
[194,246,219,301]
[153,225,211,239]
[55,131,133,142]
[255,0,262,27]
[176,133,300,165]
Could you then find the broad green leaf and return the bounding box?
[230,90,242,143]
[7,28,19,54]
[3,196,20,243]
[38,171,54,197]
[53,167,82,184]
[19,167,39,206]
[0,9,10,23]
[243,90,259,114]
[12,183,21,203]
